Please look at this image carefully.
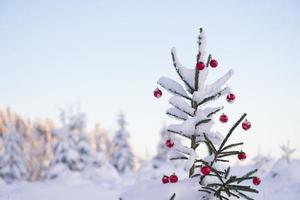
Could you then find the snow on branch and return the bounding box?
[167,124,190,139]
[193,69,233,104]
[158,76,191,100]
[197,63,209,92]
[195,119,211,127]
[180,113,212,137]
[174,144,196,171]
[166,107,188,121]
[195,87,230,106]
[196,28,206,62]
[203,107,224,118]
[205,69,233,94]
[171,48,195,93]
[169,96,194,117]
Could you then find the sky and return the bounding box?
[0,0,300,160]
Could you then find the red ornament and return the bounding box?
[196,62,205,71]
[226,93,236,103]
[170,173,178,183]
[238,152,247,161]
[242,120,251,130]
[165,139,174,148]
[201,166,211,175]
[209,59,218,68]
[219,114,228,123]
[162,175,170,184]
[253,177,261,185]
[153,88,162,98]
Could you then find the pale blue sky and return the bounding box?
[0,0,300,160]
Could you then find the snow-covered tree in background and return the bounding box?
[152,28,260,199]
[68,108,107,169]
[280,141,296,164]
[47,110,82,179]
[68,110,94,168]
[110,113,136,174]
[0,106,113,182]
[0,123,28,183]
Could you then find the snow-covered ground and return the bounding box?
[1,159,300,200]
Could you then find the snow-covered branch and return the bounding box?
[158,77,192,100]
[166,107,188,121]
[205,70,233,94]
[204,107,224,118]
[171,48,195,93]
[167,125,190,139]
[196,87,230,106]
[174,144,196,171]
[169,96,194,117]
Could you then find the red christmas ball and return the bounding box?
[170,173,178,183]
[210,59,218,68]
[201,166,211,175]
[153,88,162,98]
[226,93,236,103]
[162,175,170,184]
[253,177,261,185]
[219,114,228,123]
[165,139,174,148]
[196,62,205,71]
[242,120,251,130]
[238,152,247,161]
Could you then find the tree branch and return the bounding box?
[171,52,194,92]
[219,113,247,150]
[167,129,190,139]
[166,112,188,121]
[197,87,229,106]
[207,107,223,118]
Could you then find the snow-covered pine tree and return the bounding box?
[66,107,106,169]
[0,123,28,183]
[67,110,94,168]
[110,113,135,174]
[47,110,82,179]
[154,28,260,199]
[280,141,296,164]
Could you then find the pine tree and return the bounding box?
[0,123,28,183]
[280,141,296,164]
[110,113,135,174]
[68,110,94,168]
[155,28,260,199]
[47,110,82,179]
